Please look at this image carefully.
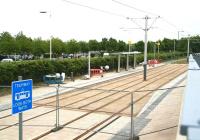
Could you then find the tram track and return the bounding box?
[0,64,187,140]
[30,65,186,140]
[0,64,173,120]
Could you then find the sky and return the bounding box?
[0,0,199,43]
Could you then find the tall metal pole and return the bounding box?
[143,16,148,81]
[126,54,129,71]
[154,44,156,60]
[51,79,63,132]
[127,42,131,71]
[40,11,52,60]
[174,39,176,59]
[187,34,190,63]
[158,43,160,60]
[88,51,91,77]
[118,54,121,73]
[129,43,131,52]
[130,92,134,139]
[178,31,180,40]
[49,12,52,60]
[56,84,60,128]
[50,36,52,60]
[134,54,136,69]
[18,76,23,140]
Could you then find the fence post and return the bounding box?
[71,72,74,82]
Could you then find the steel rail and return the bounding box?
[31,66,186,140]
[0,65,185,132]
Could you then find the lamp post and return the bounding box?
[40,11,52,60]
[178,30,184,40]
[156,42,160,60]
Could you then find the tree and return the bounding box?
[160,38,174,52]
[107,38,118,52]
[79,41,89,53]
[66,39,80,54]
[0,32,17,55]
[190,36,200,53]
[15,32,33,55]
[117,40,127,52]
[88,39,99,51]
[51,37,65,56]
[100,38,108,52]
[32,38,48,57]
[176,39,187,52]
[135,41,144,52]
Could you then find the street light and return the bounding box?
[128,40,131,53]
[40,11,52,60]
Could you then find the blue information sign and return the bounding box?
[12,79,33,114]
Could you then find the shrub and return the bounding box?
[0,52,184,85]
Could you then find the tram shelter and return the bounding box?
[110,51,141,73]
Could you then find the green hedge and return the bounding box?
[0,52,184,85]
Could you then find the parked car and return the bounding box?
[1,58,13,62]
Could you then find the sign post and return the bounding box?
[12,77,32,140]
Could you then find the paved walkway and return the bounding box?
[106,72,187,140]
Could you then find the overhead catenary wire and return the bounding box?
[61,0,186,41]
[111,0,186,38]
[112,0,159,17]
[62,0,133,19]
[61,0,149,30]
[148,16,160,30]
[161,18,180,30]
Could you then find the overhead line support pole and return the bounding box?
[143,16,149,81]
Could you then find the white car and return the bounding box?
[1,58,13,62]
